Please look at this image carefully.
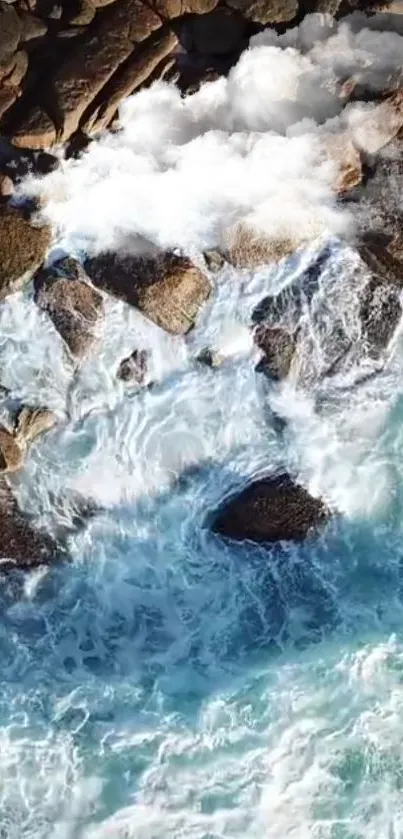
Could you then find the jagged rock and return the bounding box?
[212,472,329,543]
[0,4,21,63]
[0,426,23,472]
[11,105,56,149]
[254,324,296,380]
[188,8,245,55]
[225,0,297,24]
[19,10,47,40]
[348,90,403,155]
[117,349,149,384]
[0,478,59,570]
[320,133,362,194]
[85,251,211,335]
[15,405,57,445]
[82,30,178,134]
[34,259,104,360]
[0,205,51,297]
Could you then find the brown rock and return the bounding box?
[212,473,329,544]
[15,406,57,445]
[0,478,59,570]
[0,205,51,297]
[83,30,178,134]
[0,4,21,63]
[11,105,56,149]
[0,174,13,197]
[320,133,362,194]
[19,10,47,40]
[348,90,403,155]
[2,49,28,88]
[204,249,225,273]
[188,8,245,55]
[254,324,296,380]
[117,349,149,384]
[67,0,96,24]
[227,224,306,269]
[85,251,211,334]
[225,0,297,24]
[34,260,104,360]
[0,426,23,472]
[149,0,218,13]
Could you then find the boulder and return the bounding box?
[0,174,13,196]
[212,473,329,543]
[0,4,21,63]
[0,205,51,298]
[2,49,28,88]
[19,10,47,40]
[117,349,149,384]
[85,251,211,335]
[227,224,305,269]
[187,8,245,55]
[0,478,59,570]
[11,106,56,149]
[34,259,104,360]
[254,324,296,380]
[0,426,23,472]
[224,0,297,24]
[15,405,57,445]
[150,0,218,13]
[359,277,402,355]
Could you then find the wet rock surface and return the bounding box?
[0,205,51,298]
[212,473,330,543]
[0,478,60,570]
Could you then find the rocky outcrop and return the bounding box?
[85,251,211,334]
[0,406,56,475]
[34,258,104,360]
[0,478,60,571]
[225,0,298,24]
[212,473,329,543]
[0,426,24,473]
[254,324,296,380]
[0,205,51,298]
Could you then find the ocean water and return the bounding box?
[2,13,403,837]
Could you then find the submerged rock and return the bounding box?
[0,205,51,298]
[85,251,211,335]
[117,349,149,384]
[0,478,60,571]
[254,324,296,381]
[34,258,104,360]
[212,473,330,544]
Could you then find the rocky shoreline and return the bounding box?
[0,0,402,567]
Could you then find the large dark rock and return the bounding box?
[0,478,60,571]
[254,324,296,380]
[212,473,330,544]
[85,250,211,335]
[34,258,104,360]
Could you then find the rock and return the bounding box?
[225,0,297,24]
[82,30,178,134]
[347,90,403,156]
[2,49,28,88]
[227,224,305,269]
[0,87,18,120]
[195,346,223,367]
[15,405,57,445]
[85,251,211,335]
[150,0,218,13]
[0,478,59,570]
[19,10,47,40]
[0,425,23,472]
[11,105,56,149]
[0,4,21,63]
[67,0,96,25]
[212,473,329,544]
[0,174,13,196]
[48,4,62,18]
[117,349,149,384]
[359,277,402,355]
[204,249,225,273]
[254,324,296,380]
[320,133,362,194]
[188,8,245,55]
[0,205,51,297]
[34,259,104,360]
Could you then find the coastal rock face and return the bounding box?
[0,478,59,571]
[85,251,211,334]
[0,206,51,298]
[212,473,329,543]
[34,260,104,360]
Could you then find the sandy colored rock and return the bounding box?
[149,0,218,12]
[15,406,57,445]
[83,30,178,134]
[11,105,56,149]
[0,206,51,297]
[0,4,21,63]
[0,426,23,472]
[227,224,307,269]
[225,0,297,24]
[0,174,13,197]
[321,133,362,194]
[254,324,296,380]
[85,251,211,335]
[188,7,245,54]
[348,90,403,155]
[212,473,329,544]
[34,260,104,359]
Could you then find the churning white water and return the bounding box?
[2,11,403,838]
